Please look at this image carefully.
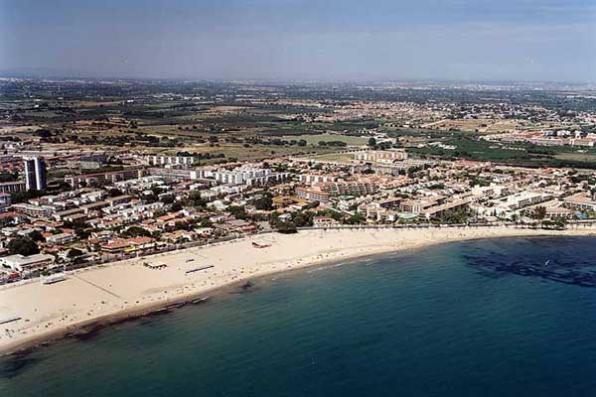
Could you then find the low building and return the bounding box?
[65,168,142,187]
[313,216,340,228]
[0,180,26,194]
[100,237,156,254]
[12,203,55,218]
[423,198,471,220]
[320,181,377,197]
[45,232,76,245]
[105,195,133,207]
[296,187,331,203]
[0,253,54,272]
[564,193,596,212]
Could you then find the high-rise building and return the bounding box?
[24,157,47,191]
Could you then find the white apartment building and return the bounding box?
[354,149,408,163]
[212,167,288,186]
[148,155,196,167]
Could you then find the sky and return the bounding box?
[1,0,595,82]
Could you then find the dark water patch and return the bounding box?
[0,353,41,379]
[230,280,261,295]
[464,237,596,287]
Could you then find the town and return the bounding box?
[3,0,596,394]
[0,79,595,284]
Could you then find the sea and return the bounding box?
[2,236,596,397]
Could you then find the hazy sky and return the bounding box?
[1,0,595,82]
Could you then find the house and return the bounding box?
[46,232,76,245]
[161,230,196,243]
[194,227,214,238]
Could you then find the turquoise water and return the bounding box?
[2,236,596,396]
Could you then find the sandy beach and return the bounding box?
[1,225,595,356]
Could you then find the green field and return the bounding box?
[555,152,596,164]
[281,133,368,146]
[311,152,356,163]
[408,133,596,169]
[182,144,338,164]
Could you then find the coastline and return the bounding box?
[1,226,595,357]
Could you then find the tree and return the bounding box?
[171,201,182,212]
[277,221,297,234]
[67,248,84,258]
[228,205,247,220]
[368,137,377,147]
[185,190,206,208]
[11,189,43,204]
[533,206,547,220]
[151,186,164,196]
[28,230,45,242]
[8,237,39,256]
[293,211,314,227]
[108,188,123,197]
[254,193,273,211]
[345,212,366,225]
[161,194,175,205]
[75,227,90,240]
[121,226,152,238]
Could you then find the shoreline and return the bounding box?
[1,226,595,357]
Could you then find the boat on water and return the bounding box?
[42,273,67,285]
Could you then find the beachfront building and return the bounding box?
[422,198,471,220]
[0,253,54,273]
[564,193,596,213]
[502,192,552,211]
[313,216,340,228]
[99,237,157,254]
